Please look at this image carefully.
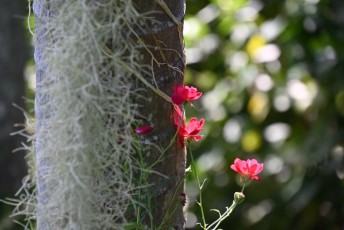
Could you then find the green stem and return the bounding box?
[156,177,184,230]
[188,145,207,229]
[207,201,237,230]
[133,137,146,225]
[207,192,245,230]
[241,184,246,193]
[149,128,179,169]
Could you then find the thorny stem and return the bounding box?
[188,145,207,230]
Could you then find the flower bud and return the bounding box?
[234,192,245,204]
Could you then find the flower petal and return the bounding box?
[135,125,153,134]
[230,158,264,181]
[171,85,202,105]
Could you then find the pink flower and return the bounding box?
[135,125,153,135]
[178,117,205,147]
[171,85,202,105]
[230,158,264,181]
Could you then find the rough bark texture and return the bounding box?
[133,1,186,228]
[0,0,28,197]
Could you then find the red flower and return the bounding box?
[135,125,153,135]
[171,85,202,105]
[230,158,264,181]
[178,117,205,147]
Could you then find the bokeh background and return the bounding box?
[184,0,344,229]
[1,0,344,229]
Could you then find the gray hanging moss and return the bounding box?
[10,0,186,229]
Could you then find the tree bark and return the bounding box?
[133,1,186,228]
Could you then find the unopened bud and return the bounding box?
[234,192,245,204]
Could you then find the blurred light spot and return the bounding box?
[265,155,284,175]
[202,85,228,110]
[186,48,203,64]
[210,106,226,121]
[331,145,344,161]
[260,17,286,41]
[248,92,269,122]
[336,167,344,180]
[323,46,336,60]
[185,212,197,229]
[288,180,318,213]
[202,90,221,113]
[287,79,309,100]
[215,0,233,11]
[273,94,291,112]
[285,0,300,15]
[241,130,261,152]
[246,200,273,224]
[335,90,344,116]
[186,35,220,64]
[264,123,291,144]
[199,34,220,54]
[198,149,225,172]
[303,17,316,32]
[25,65,36,90]
[287,64,307,80]
[276,166,291,183]
[202,80,231,121]
[287,79,317,111]
[241,64,259,87]
[282,176,303,201]
[207,97,226,121]
[253,44,281,63]
[227,51,249,72]
[249,0,264,10]
[255,74,273,92]
[223,118,242,143]
[231,24,255,46]
[306,0,319,3]
[319,202,332,217]
[236,6,258,22]
[197,4,220,23]
[304,3,317,14]
[266,60,281,73]
[307,81,318,98]
[185,181,199,202]
[246,34,266,58]
[184,18,206,39]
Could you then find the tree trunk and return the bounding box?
[133,1,186,228]
[0,0,28,196]
[32,1,185,229]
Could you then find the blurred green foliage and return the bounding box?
[184,0,344,229]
